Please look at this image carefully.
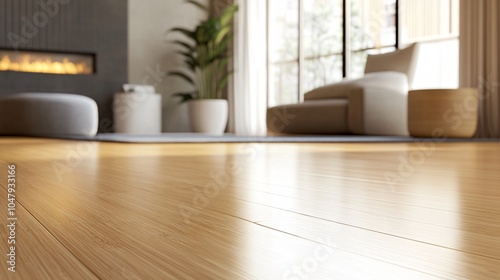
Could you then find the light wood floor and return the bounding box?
[1,137,500,279]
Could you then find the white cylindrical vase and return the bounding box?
[113,93,162,134]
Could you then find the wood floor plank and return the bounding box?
[0,187,98,279]
[0,143,433,279]
[0,137,500,279]
[204,199,500,279]
[200,184,500,257]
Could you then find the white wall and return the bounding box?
[128,0,208,132]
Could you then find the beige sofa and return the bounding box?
[267,43,419,136]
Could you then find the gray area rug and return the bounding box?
[64,133,499,143]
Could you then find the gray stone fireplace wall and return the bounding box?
[0,0,128,132]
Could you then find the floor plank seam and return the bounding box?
[209,198,500,263]
[16,199,102,280]
[251,223,452,280]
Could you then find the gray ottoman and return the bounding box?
[0,93,98,137]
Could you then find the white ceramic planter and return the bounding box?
[188,99,228,134]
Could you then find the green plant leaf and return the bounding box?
[215,26,231,45]
[196,18,219,44]
[178,51,197,70]
[217,71,233,93]
[184,59,196,71]
[220,5,238,27]
[172,92,196,102]
[168,71,194,85]
[169,27,197,41]
[217,57,229,73]
[197,44,210,68]
[171,40,194,52]
[179,50,194,60]
[168,3,238,100]
[185,0,207,11]
[213,34,233,59]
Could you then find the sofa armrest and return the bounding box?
[347,71,409,135]
[304,79,362,100]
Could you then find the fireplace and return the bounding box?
[0,0,128,132]
[0,49,95,75]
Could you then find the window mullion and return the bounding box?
[343,0,352,78]
[266,0,271,107]
[396,0,400,48]
[298,0,304,101]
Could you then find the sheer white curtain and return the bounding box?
[460,0,500,138]
[228,0,268,136]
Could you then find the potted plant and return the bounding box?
[169,0,238,134]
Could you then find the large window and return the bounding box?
[268,0,459,106]
[400,0,459,89]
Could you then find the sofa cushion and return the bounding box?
[267,99,349,134]
[304,80,362,101]
[364,43,419,88]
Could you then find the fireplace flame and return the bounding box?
[0,54,93,75]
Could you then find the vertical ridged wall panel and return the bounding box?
[0,0,98,53]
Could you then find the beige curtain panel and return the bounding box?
[460,0,500,138]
